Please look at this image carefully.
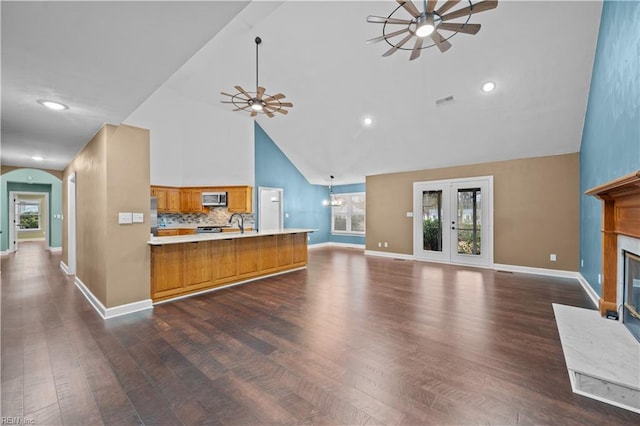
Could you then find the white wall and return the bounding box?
[125,85,254,187]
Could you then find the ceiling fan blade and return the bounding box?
[396,0,421,18]
[256,86,265,100]
[275,109,288,115]
[233,105,251,112]
[382,33,414,57]
[220,91,236,97]
[234,85,251,99]
[436,0,461,16]
[367,15,413,25]
[438,22,481,34]
[265,105,289,114]
[267,102,293,108]
[263,93,286,102]
[264,110,275,118]
[431,30,452,53]
[366,27,411,44]
[250,110,258,117]
[409,36,425,61]
[441,0,498,22]
[426,0,438,13]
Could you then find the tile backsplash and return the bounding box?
[159,208,254,228]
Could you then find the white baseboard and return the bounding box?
[0,250,9,256]
[48,246,62,253]
[309,242,365,250]
[364,250,415,261]
[60,261,71,275]
[576,273,600,309]
[493,263,579,279]
[74,276,152,320]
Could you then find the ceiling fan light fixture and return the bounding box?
[250,100,263,111]
[415,15,435,37]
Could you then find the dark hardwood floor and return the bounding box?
[2,241,639,425]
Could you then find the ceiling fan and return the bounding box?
[367,0,498,60]
[221,37,292,118]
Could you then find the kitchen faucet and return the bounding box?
[228,213,244,233]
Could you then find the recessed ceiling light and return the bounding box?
[481,81,496,93]
[31,156,44,161]
[37,99,68,110]
[363,116,373,126]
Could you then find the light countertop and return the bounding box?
[148,228,315,245]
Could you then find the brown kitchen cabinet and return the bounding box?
[151,186,181,213]
[157,229,179,237]
[226,186,253,213]
[150,232,309,302]
[178,229,197,235]
[180,188,205,213]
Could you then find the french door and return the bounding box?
[413,177,493,267]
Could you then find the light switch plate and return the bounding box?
[406,212,414,217]
[118,212,133,224]
[132,213,144,223]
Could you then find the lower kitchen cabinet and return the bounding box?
[150,233,309,302]
[151,244,184,300]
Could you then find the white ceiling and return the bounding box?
[1,1,602,185]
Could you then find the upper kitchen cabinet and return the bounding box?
[180,188,205,213]
[226,186,253,213]
[151,186,180,213]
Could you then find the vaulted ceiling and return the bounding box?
[1,1,602,185]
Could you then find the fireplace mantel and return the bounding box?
[586,170,640,315]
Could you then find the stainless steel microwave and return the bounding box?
[202,192,227,207]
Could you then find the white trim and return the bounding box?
[48,246,62,253]
[577,273,600,309]
[1,250,9,256]
[308,242,332,249]
[17,237,45,242]
[60,261,71,275]
[74,276,152,319]
[493,263,579,278]
[365,250,415,261]
[330,242,365,250]
[153,267,307,305]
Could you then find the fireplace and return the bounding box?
[623,250,640,341]
[586,170,640,319]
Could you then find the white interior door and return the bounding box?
[414,177,493,267]
[258,187,283,231]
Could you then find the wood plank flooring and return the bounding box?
[2,241,639,425]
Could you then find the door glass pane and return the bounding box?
[422,191,443,251]
[457,188,481,255]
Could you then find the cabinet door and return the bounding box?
[152,187,168,212]
[214,239,237,284]
[151,244,184,300]
[277,234,293,267]
[183,241,213,290]
[237,238,259,278]
[178,229,196,235]
[167,189,181,212]
[157,229,179,236]
[258,235,278,272]
[292,233,308,265]
[227,186,253,213]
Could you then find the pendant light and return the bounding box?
[322,175,343,207]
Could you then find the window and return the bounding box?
[331,192,365,235]
[19,201,41,230]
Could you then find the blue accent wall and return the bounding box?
[255,123,331,245]
[580,1,640,295]
[1,169,63,250]
[254,124,366,246]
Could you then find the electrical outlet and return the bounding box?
[598,274,602,284]
[406,212,414,218]
[550,254,556,261]
[384,242,388,248]
[581,259,584,267]
[378,242,382,248]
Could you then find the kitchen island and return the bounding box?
[148,229,314,302]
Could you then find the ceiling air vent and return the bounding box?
[435,95,455,106]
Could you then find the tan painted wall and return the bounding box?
[63,124,150,308]
[366,153,579,271]
[17,193,46,240]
